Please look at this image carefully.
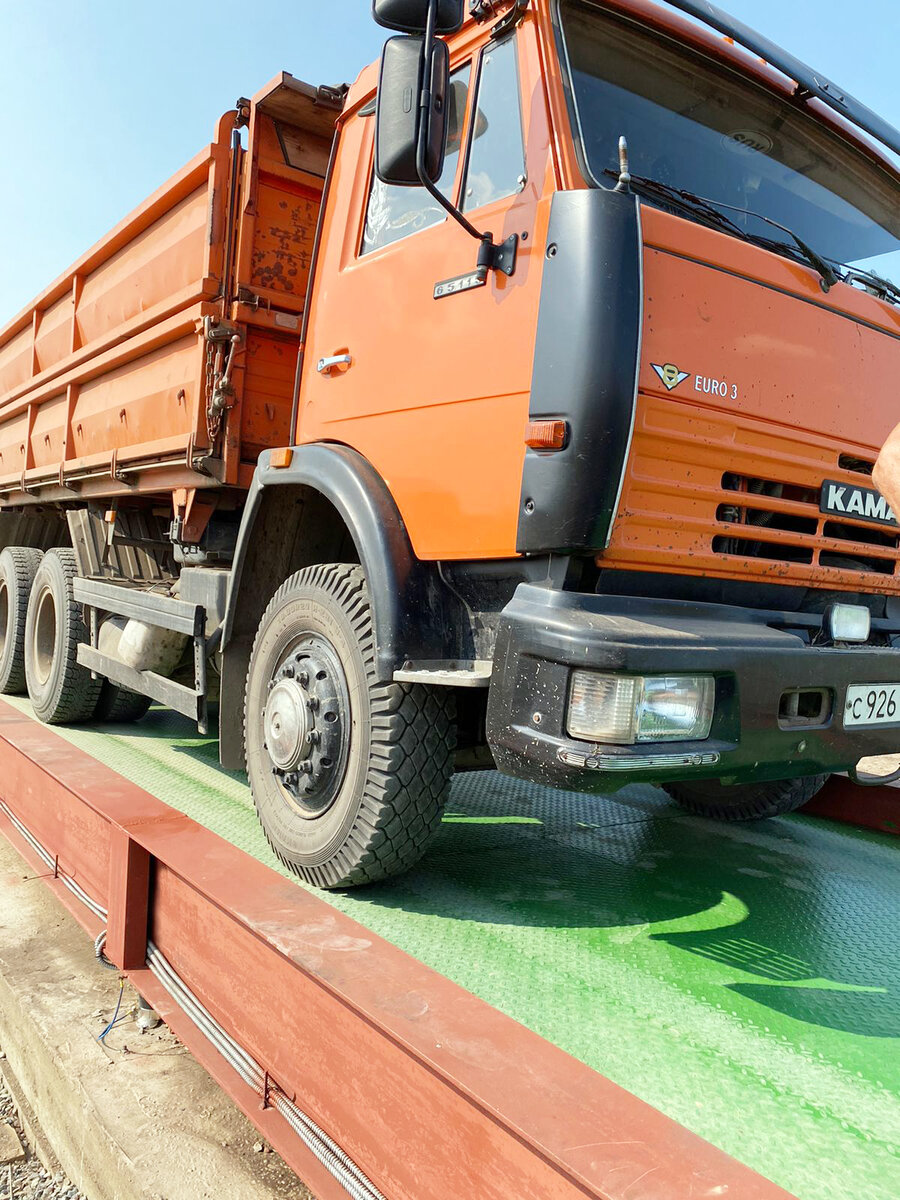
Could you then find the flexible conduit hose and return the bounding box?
[0,800,387,1200]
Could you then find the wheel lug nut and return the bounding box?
[299,759,313,774]
[306,697,320,712]
[283,665,295,679]
[308,731,321,746]
[298,671,309,688]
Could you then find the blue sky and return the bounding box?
[1,0,898,325]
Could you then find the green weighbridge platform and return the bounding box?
[0,694,896,1200]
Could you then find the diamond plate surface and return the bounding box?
[6,697,898,1200]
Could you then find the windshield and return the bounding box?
[557,0,900,292]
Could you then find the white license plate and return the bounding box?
[844,684,900,727]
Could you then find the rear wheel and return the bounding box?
[25,548,102,724]
[245,563,456,888]
[94,680,152,723]
[0,547,43,694]
[664,773,829,820]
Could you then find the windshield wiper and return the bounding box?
[602,170,746,239]
[605,170,841,292]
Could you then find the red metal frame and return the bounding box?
[0,699,795,1200]
[805,774,900,835]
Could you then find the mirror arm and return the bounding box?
[414,130,484,245]
[415,0,511,277]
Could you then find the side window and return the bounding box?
[361,66,471,255]
[462,36,526,212]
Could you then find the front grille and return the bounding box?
[602,392,900,594]
[718,472,899,578]
[838,454,874,477]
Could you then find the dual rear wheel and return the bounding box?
[0,546,148,724]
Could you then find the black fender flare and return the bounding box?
[218,444,461,768]
[222,443,450,680]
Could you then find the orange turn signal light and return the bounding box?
[270,447,294,469]
[525,419,568,450]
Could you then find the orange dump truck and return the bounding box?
[1,0,899,887]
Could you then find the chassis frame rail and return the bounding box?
[0,700,795,1200]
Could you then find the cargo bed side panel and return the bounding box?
[0,120,233,498]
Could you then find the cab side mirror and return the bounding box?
[375,34,449,186]
[372,0,464,35]
[370,0,516,279]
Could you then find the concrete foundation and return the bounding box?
[0,833,313,1200]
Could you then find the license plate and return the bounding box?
[844,684,900,727]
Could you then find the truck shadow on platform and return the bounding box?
[111,712,898,1041]
[358,771,900,1040]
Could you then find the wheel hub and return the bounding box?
[263,635,350,818]
[264,679,310,771]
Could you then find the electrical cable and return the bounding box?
[98,980,125,1044]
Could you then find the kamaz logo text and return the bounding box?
[820,480,898,527]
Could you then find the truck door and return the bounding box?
[298,26,551,560]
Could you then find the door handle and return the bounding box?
[317,353,353,375]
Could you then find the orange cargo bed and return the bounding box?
[0,74,337,506]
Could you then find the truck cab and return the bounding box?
[250,0,900,833]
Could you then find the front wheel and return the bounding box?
[244,563,456,888]
[663,773,829,821]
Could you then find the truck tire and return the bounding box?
[24,548,102,724]
[94,680,152,723]
[0,547,44,694]
[663,773,829,820]
[244,563,456,888]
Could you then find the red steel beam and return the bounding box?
[805,773,900,835]
[0,701,796,1200]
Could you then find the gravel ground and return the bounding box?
[0,1061,85,1200]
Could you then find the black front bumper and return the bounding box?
[485,585,900,792]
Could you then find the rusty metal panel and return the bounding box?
[806,774,900,834]
[106,827,151,971]
[240,330,298,462]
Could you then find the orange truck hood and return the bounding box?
[605,206,900,593]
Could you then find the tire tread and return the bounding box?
[0,546,43,694]
[664,773,829,821]
[94,680,152,723]
[26,548,102,724]
[245,563,455,888]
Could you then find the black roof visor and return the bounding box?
[664,0,900,160]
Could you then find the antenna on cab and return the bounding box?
[614,136,632,193]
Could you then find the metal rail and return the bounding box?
[74,578,210,733]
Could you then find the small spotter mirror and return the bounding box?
[372,0,465,34]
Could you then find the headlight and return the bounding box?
[567,671,715,744]
[824,602,870,643]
